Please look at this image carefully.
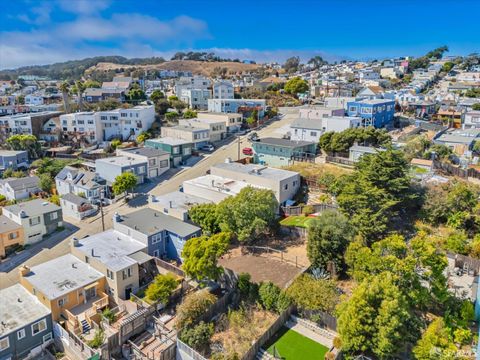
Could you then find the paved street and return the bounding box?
[0,110,298,290]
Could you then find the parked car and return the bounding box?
[248,132,260,141]
[236,129,247,136]
[201,144,215,152]
[242,147,253,156]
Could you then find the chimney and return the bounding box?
[71,237,79,247]
[113,212,122,223]
[19,265,30,277]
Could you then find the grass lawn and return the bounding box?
[265,326,329,360]
[280,216,315,228]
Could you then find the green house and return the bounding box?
[145,137,193,167]
[251,137,317,167]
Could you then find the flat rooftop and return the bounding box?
[119,147,169,157]
[211,161,299,181]
[118,207,200,238]
[23,254,104,300]
[146,137,192,146]
[0,214,23,233]
[353,99,395,105]
[96,156,147,167]
[255,137,316,148]
[184,174,265,196]
[0,150,27,156]
[169,125,206,133]
[4,198,60,217]
[0,284,51,336]
[151,191,212,211]
[74,230,147,271]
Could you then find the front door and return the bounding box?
[85,287,96,301]
[125,287,132,300]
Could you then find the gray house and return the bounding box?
[0,176,40,201]
[95,156,148,185]
[55,166,108,204]
[0,150,29,173]
[116,147,170,178]
[0,284,53,360]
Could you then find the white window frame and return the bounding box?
[0,337,9,351]
[43,333,52,343]
[49,212,58,221]
[31,319,47,335]
[17,328,26,340]
[151,233,162,244]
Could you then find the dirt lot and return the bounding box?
[219,252,305,289]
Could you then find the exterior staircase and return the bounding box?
[256,349,275,360]
[80,319,91,334]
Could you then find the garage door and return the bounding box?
[149,168,158,178]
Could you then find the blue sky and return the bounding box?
[1,0,479,69]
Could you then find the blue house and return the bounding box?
[347,99,395,128]
[113,208,201,262]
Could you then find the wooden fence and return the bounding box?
[325,156,355,167]
[176,339,208,360]
[242,306,294,360]
[280,203,337,216]
[296,309,338,331]
[433,160,480,180]
[242,245,309,269]
[447,252,480,276]
[154,257,185,277]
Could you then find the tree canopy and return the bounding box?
[284,77,309,95]
[286,274,339,313]
[112,172,137,195]
[283,56,300,73]
[175,289,217,330]
[319,127,391,154]
[6,134,41,158]
[188,203,221,235]
[144,273,179,304]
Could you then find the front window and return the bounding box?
[8,232,18,240]
[160,160,169,168]
[58,298,67,307]
[151,233,161,244]
[31,319,47,335]
[149,159,156,166]
[17,329,26,340]
[0,337,9,351]
[29,216,40,226]
[137,166,145,174]
[49,212,58,221]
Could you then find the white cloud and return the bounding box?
[17,4,52,25]
[57,0,111,15]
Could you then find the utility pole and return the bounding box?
[237,135,241,161]
[100,188,105,231]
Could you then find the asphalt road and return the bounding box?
[0,110,298,289]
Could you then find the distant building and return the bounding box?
[24,94,44,106]
[463,111,480,129]
[0,284,53,360]
[208,99,266,117]
[0,150,29,173]
[213,80,235,99]
[180,89,211,110]
[161,125,210,149]
[298,106,345,119]
[197,112,243,133]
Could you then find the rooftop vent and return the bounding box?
[19,210,27,218]
[71,237,79,247]
[72,263,77,269]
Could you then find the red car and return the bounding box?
[242,147,253,156]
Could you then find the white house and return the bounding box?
[197,112,243,133]
[60,193,97,221]
[0,176,40,201]
[116,147,170,178]
[207,99,266,116]
[179,89,211,110]
[178,118,226,142]
[213,81,234,99]
[290,116,361,142]
[298,105,345,119]
[463,111,480,129]
[55,166,108,203]
[24,95,44,106]
[60,112,103,143]
[174,76,211,95]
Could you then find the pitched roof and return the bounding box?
[62,193,88,206]
[56,166,105,189]
[0,176,39,191]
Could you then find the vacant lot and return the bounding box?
[219,254,304,288]
[265,326,329,360]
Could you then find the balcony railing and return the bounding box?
[62,290,109,334]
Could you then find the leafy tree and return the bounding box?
[444,231,469,254]
[307,56,327,69]
[165,111,179,121]
[32,158,74,177]
[112,172,137,196]
[87,329,105,349]
[472,103,480,111]
[441,62,454,73]
[307,210,354,272]
[59,81,70,113]
[49,194,60,206]
[6,134,41,158]
[168,95,179,102]
[283,56,300,73]
[170,99,187,112]
[423,143,452,161]
[286,274,338,313]
[2,168,25,179]
[150,89,165,102]
[175,289,217,330]
[258,282,290,313]
[188,203,220,234]
[84,80,101,88]
[126,84,146,104]
[319,127,391,154]
[337,273,415,358]
[284,77,309,95]
[183,109,197,119]
[39,173,53,193]
[72,80,86,111]
[182,232,231,281]
[412,318,457,360]
[155,99,170,115]
[179,321,214,355]
[17,95,25,105]
[145,273,179,304]
[216,187,278,242]
[236,273,259,303]
[96,98,123,111]
[110,139,121,150]
[136,131,150,144]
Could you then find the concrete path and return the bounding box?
[285,319,334,348]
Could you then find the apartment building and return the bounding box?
[0,150,29,172]
[0,111,61,142]
[60,112,103,143]
[55,166,108,203]
[463,111,480,129]
[174,76,211,96]
[179,89,211,110]
[178,118,226,142]
[0,214,24,258]
[210,161,301,205]
[197,112,243,133]
[0,176,40,201]
[0,284,53,360]
[95,156,148,184]
[2,199,63,244]
[207,99,266,117]
[116,147,170,178]
[298,105,345,119]
[144,137,193,167]
[213,81,234,99]
[347,99,395,127]
[161,125,210,149]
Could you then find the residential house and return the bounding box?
[95,156,148,185]
[116,147,170,178]
[0,176,40,201]
[39,117,61,142]
[60,111,103,144]
[24,94,44,106]
[213,81,235,99]
[112,208,201,262]
[19,255,107,334]
[144,137,193,167]
[60,193,97,221]
[359,69,380,83]
[324,97,356,110]
[463,111,480,129]
[349,144,385,162]
[410,101,437,119]
[197,112,243,133]
[179,89,211,110]
[207,99,266,117]
[161,125,210,149]
[356,86,385,100]
[178,117,226,142]
[434,128,480,155]
[298,105,345,119]
[0,214,24,258]
[70,231,150,302]
[347,99,395,127]
[252,77,286,91]
[0,111,61,143]
[174,76,211,96]
[0,150,28,172]
[251,137,317,167]
[380,67,401,79]
[149,191,212,221]
[0,284,53,360]
[2,199,63,245]
[289,116,362,142]
[55,166,108,203]
[210,161,301,205]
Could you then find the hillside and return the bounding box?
[85,60,261,77]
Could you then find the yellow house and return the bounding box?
[0,214,24,258]
[19,254,108,334]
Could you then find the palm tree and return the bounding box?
[59,81,70,113]
[74,80,86,111]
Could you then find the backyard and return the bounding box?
[265,326,329,360]
[280,215,315,228]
